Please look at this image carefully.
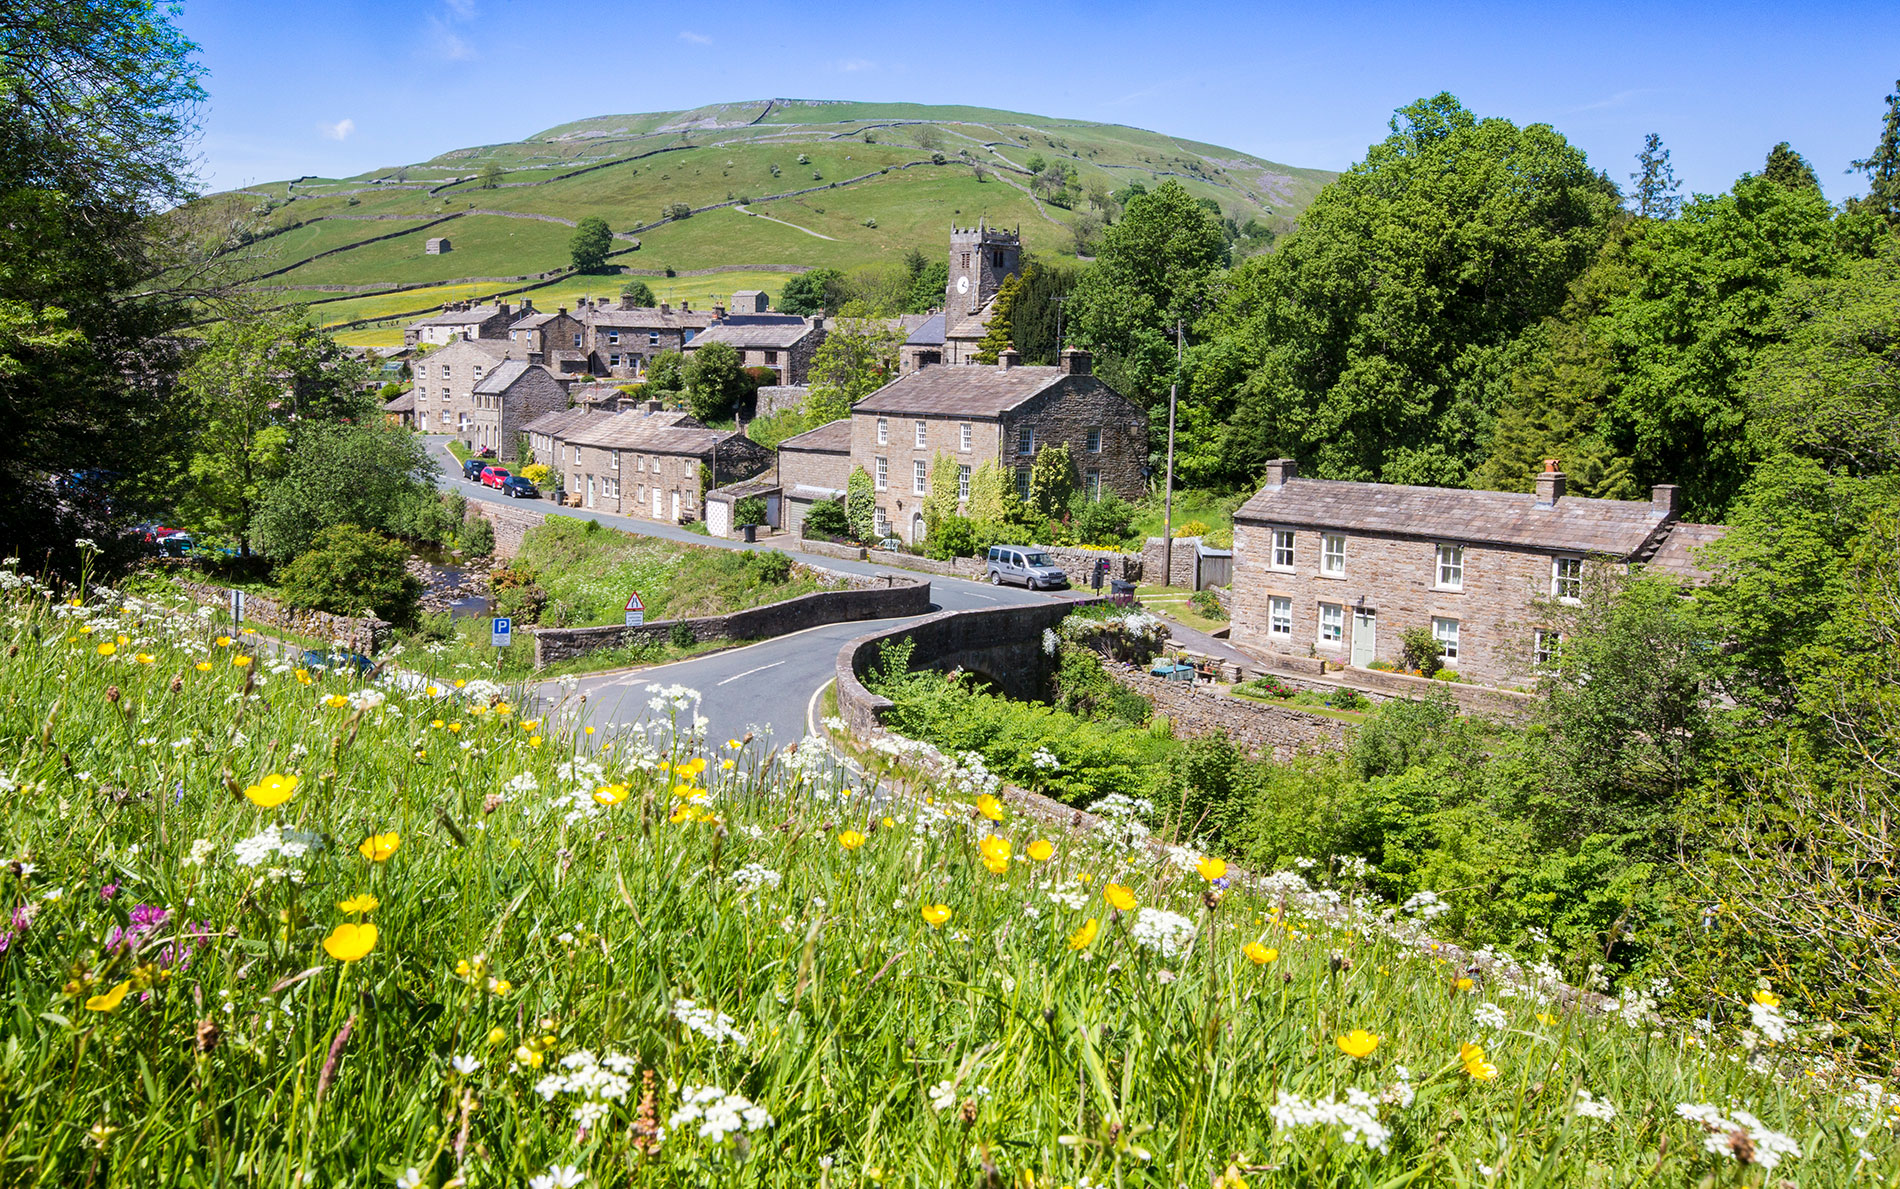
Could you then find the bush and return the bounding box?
[749,550,792,584]
[669,622,695,649]
[1172,519,1210,538]
[520,463,553,488]
[734,497,767,527]
[802,498,849,539]
[925,515,977,560]
[1328,688,1369,712]
[276,525,422,628]
[1234,674,1296,700]
[1399,626,1444,677]
[1069,492,1137,547]
[457,516,495,557]
[1189,588,1228,620]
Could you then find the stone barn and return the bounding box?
[425,237,450,255]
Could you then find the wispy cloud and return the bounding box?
[831,58,876,73]
[426,16,476,60]
[1566,88,1649,114]
[442,0,477,17]
[318,118,356,141]
[679,30,712,45]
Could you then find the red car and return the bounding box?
[479,466,511,488]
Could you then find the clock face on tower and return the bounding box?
[956,276,970,294]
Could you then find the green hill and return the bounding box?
[198,99,1334,345]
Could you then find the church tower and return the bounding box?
[946,218,1022,319]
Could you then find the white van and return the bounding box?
[986,546,1070,590]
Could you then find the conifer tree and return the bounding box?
[1762,142,1820,192]
[972,272,1024,364]
[1849,79,1900,223]
[1629,132,1682,219]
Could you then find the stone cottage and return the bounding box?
[404,300,517,347]
[533,409,771,525]
[1228,459,1725,688]
[469,360,569,462]
[574,297,720,379]
[776,418,853,537]
[411,337,525,438]
[684,315,828,386]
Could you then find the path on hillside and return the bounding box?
[732,205,836,241]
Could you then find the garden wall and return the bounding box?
[532,571,929,667]
[170,580,393,655]
[1100,661,1347,760]
[468,500,549,561]
[1142,536,1204,588]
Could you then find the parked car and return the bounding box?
[500,475,538,499]
[986,546,1070,590]
[462,458,486,481]
[479,466,511,488]
[300,648,374,675]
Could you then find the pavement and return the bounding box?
[422,434,1084,748]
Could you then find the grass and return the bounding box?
[0,567,1885,1185]
[1229,678,1372,722]
[1128,489,1249,548]
[1135,585,1231,636]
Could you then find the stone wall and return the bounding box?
[469,500,547,561]
[1142,536,1203,588]
[532,571,928,667]
[754,386,809,418]
[1102,662,1347,760]
[798,538,867,562]
[1009,373,1149,505]
[1031,544,1142,584]
[171,580,393,654]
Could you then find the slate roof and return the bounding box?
[852,364,1074,419]
[945,296,998,341]
[473,359,536,394]
[410,305,510,328]
[563,412,728,456]
[709,472,780,499]
[1646,522,1725,580]
[776,418,851,453]
[690,320,817,350]
[521,408,598,438]
[510,311,559,329]
[905,313,945,346]
[1235,477,1680,556]
[382,390,415,413]
[581,307,720,329]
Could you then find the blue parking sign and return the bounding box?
[491,617,512,647]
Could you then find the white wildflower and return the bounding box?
[1675,1103,1801,1172]
[1573,1089,1616,1121]
[527,1165,586,1189]
[1269,1087,1390,1153]
[1474,1002,1507,1031]
[667,1084,773,1143]
[1127,907,1197,960]
[672,999,748,1047]
[452,1054,481,1076]
[730,864,783,893]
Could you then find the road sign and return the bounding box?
[623,591,645,627]
[491,617,512,647]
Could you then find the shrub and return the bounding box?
[457,516,495,557]
[802,498,849,539]
[669,622,695,649]
[1189,589,1228,620]
[1234,674,1296,700]
[1069,492,1137,547]
[748,550,792,584]
[1328,688,1369,712]
[845,467,876,543]
[276,525,422,627]
[925,515,976,560]
[520,463,552,487]
[1400,626,1444,677]
[734,497,767,527]
[1172,519,1210,538]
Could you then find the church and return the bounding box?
[899,219,1025,371]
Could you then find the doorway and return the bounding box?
[1351,606,1377,668]
[671,491,681,521]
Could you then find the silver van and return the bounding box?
[987,546,1069,590]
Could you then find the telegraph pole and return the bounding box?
[1161,317,1182,589]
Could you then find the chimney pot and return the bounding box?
[1651,483,1680,516]
[1264,458,1297,487]
[1535,463,1566,507]
[998,348,1021,371]
[660,302,670,314]
[1060,347,1092,376]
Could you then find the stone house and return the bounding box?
[425,237,450,255]
[1228,459,1725,688]
[521,407,598,465]
[381,387,415,428]
[776,418,853,537]
[537,409,772,524]
[412,337,524,438]
[684,316,827,385]
[469,360,569,461]
[574,297,720,379]
[900,313,945,373]
[506,307,586,367]
[785,348,1146,546]
[729,289,770,314]
[404,300,518,347]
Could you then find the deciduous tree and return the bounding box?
[803,302,902,423]
[569,216,613,273]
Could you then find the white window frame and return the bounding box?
[648,332,659,347]
[876,418,888,445]
[572,446,581,466]
[1018,425,1034,456]
[1321,533,1346,576]
[441,364,451,379]
[1271,529,1295,571]
[957,464,970,501]
[1086,426,1102,454]
[913,459,927,495]
[1085,469,1101,502]
[1269,595,1292,638]
[1553,556,1583,602]
[1436,544,1465,591]
[608,331,620,344]
[1318,601,1344,646]
[875,456,888,490]
[638,455,646,472]
[1534,628,1561,669]
[611,452,619,471]
[1014,466,1031,498]
[959,423,972,452]
[1432,616,1460,662]
[914,420,927,449]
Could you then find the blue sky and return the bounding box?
[188,0,1897,203]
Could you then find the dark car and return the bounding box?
[462,458,486,482]
[479,466,511,488]
[500,475,538,499]
[301,648,374,675]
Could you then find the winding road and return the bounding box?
[424,435,1080,749]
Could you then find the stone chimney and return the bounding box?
[521,298,534,312]
[497,302,510,317]
[680,299,691,312]
[1060,347,1092,375]
[713,304,726,319]
[660,302,670,314]
[1535,458,1566,507]
[557,306,567,316]
[1264,458,1297,488]
[998,348,1021,372]
[619,294,635,310]
[1651,483,1680,517]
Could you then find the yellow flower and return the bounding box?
[528,735,542,749]
[359,832,401,862]
[295,668,313,684]
[194,661,212,672]
[1455,977,1475,993]
[1068,917,1101,950]
[242,773,299,808]
[982,856,1008,875]
[921,903,952,927]
[216,636,232,647]
[135,653,155,664]
[726,738,741,750]
[720,758,734,770]
[978,835,1011,863]
[337,893,379,914]
[453,678,466,689]
[1103,884,1136,913]
[324,694,348,708]
[448,722,462,733]
[85,980,132,1012]
[1460,1041,1498,1080]
[838,829,867,850]
[975,793,1005,821]
[881,816,895,829]
[680,756,706,777]
[1026,839,1055,862]
[431,719,445,729]
[1535,1012,1558,1027]
[232,655,252,668]
[1752,989,1781,1008]
[1197,855,1227,881]
[1337,1030,1381,1058]
[323,923,378,963]
[486,1027,507,1046]
[96,641,116,656]
[593,783,630,806]
[425,685,439,696]
[1243,942,1278,965]
[669,802,693,824]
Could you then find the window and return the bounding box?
[1271,529,1295,570]
[611,452,619,471]
[957,464,970,501]
[648,332,659,347]
[1015,467,1031,498]
[510,331,518,341]
[1432,617,1460,662]
[473,365,484,379]
[682,329,696,344]
[1436,544,1464,590]
[573,333,582,348]
[960,252,970,268]
[1269,596,1292,637]
[441,388,449,402]
[573,446,580,466]
[875,456,888,490]
[608,331,620,345]
[609,353,621,367]
[913,459,927,494]
[875,507,890,537]
[1017,425,1034,456]
[765,350,779,366]
[1085,469,1101,502]
[638,455,646,472]
[1086,426,1102,453]
[1319,602,1344,644]
[1553,556,1583,602]
[1321,533,1346,576]
[876,418,888,445]
[1534,629,1561,669]
[915,420,927,449]
[441,364,450,378]
[959,423,972,452]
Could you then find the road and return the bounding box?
[423,434,1080,747]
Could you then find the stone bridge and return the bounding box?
[835,601,1087,733]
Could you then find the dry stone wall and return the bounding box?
[171,580,392,654]
[1101,662,1346,760]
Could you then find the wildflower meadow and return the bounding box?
[0,566,1895,1187]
